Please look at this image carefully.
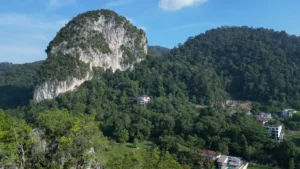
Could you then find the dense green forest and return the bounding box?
[169,26,300,108]
[0,61,42,109]
[1,26,300,168]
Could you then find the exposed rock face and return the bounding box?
[34,9,147,102]
[34,72,92,101]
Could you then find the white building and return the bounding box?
[137,95,151,106]
[282,109,297,117]
[264,125,283,142]
[217,155,248,169]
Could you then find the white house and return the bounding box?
[282,109,297,117]
[264,125,283,142]
[217,155,248,169]
[137,95,151,106]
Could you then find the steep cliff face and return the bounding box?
[34,72,92,101]
[34,9,147,102]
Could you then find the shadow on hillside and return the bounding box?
[0,85,34,109]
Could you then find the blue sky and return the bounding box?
[1,0,300,63]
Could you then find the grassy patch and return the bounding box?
[248,164,271,169]
[97,141,154,166]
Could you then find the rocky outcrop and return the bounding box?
[34,10,147,102]
[34,72,92,101]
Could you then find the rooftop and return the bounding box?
[200,149,217,156]
[217,155,228,163]
[256,118,269,123]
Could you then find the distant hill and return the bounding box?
[167,26,300,108]
[148,45,170,56]
[0,61,43,109]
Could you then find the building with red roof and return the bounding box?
[200,149,221,161]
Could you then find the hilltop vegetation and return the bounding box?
[170,26,300,108]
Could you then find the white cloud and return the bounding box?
[159,0,207,11]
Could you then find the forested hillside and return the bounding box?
[169,26,300,108]
[0,61,42,109]
[1,26,300,169]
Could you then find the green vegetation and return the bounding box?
[169,26,300,108]
[37,53,90,83]
[0,109,182,168]
[285,131,300,150]
[148,45,170,56]
[88,31,111,53]
[284,114,300,130]
[121,45,136,64]
[0,61,42,109]
[97,141,153,165]
[248,164,272,169]
[2,26,300,168]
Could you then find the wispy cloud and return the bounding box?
[0,13,69,63]
[48,0,77,10]
[159,0,207,11]
[0,44,45,56]
[0,41,47,63]
[106,0,135,7]
[0,13,68,30]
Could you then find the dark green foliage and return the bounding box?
[88,31,111,53]
[0,61,42,87]
[284,114,300,130]
[148,46,170,56]
[0,61,42,109]
[37,53,90,83]
[121,45,136,64]
[169,26,300,108]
